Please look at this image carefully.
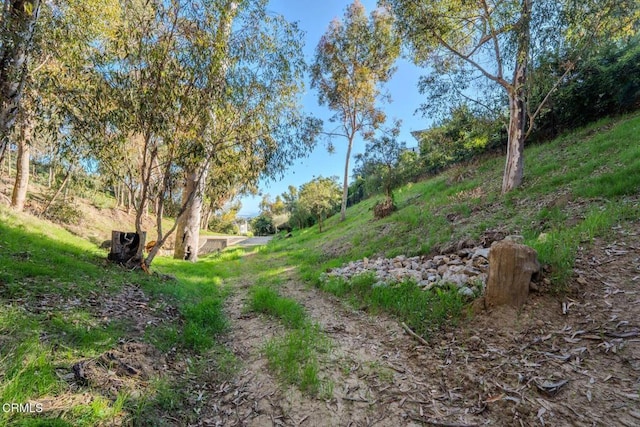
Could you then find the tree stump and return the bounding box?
[485,239,539,308]
[107,231,146,266]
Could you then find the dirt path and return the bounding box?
[192,224,640,426]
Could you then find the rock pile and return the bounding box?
[323,246,493,298]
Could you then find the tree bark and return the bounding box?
[0,0,41,166]
[340,135,354,221]
[173,167,208,262]
[10,108,31,211]
[502,91,526,193]
[501,0,530,194]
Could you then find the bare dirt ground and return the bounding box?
[186,224,640,426]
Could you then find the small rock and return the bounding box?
[463,265,481,276]
[473,248,491,260]
[442,271,469,287]
[459,286,475,297]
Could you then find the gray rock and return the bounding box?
[463,265,481,276]
[473,248,491,259]
[458,286,475,297]
[442,271,469,287]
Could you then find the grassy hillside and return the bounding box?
[0,207,241,425]
[0,112,638,425]
[270,112,640,289]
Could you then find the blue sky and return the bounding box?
[238,0,430,216]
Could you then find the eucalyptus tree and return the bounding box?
[0,0,42,167]
[171,0,320,262]
[311,0,400,222]
[9,0,121,211]
[383,0,640,193]
[97,0,318,267]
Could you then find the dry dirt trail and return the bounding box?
[196,226,640,427]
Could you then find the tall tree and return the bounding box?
[311,0,400,221]
[173,0,238,262]
[171,0,319,262]
[0,0,41,166]
[9,0,121,212]
[384,0,639,193]
[10,105,32,210]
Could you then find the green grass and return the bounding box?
[322,274,467,339]
[248,285,307,328]
[263,324,332,397]
[244,282,332,397]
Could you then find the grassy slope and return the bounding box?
[0,112,639,424]
[269,112,640,299]
[0,208,240,425]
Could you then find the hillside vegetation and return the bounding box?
[275,113,640,284]
[1,113,639,425]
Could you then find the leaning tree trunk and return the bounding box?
[501,0,530,194]
[0,0,41,166]
[40,168,70,217]
[174,167,208,262]
[10,109,32,211]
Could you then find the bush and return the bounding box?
[251,214,275,235]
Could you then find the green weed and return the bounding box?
[263,324,332,396]
[248,286,307,328]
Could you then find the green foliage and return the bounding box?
[532,37,640,138]
[353,130,406,198]
[297,176,341,232]
[251,214,275,235]
[416,105,506,174]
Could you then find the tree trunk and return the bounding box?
[502,92,526,193]
[340,135,354,221]
[201,204,212,231]
[174,167,208,262]
[0,0,41,165]
[10,110,32,211]
[501,0,530,194]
